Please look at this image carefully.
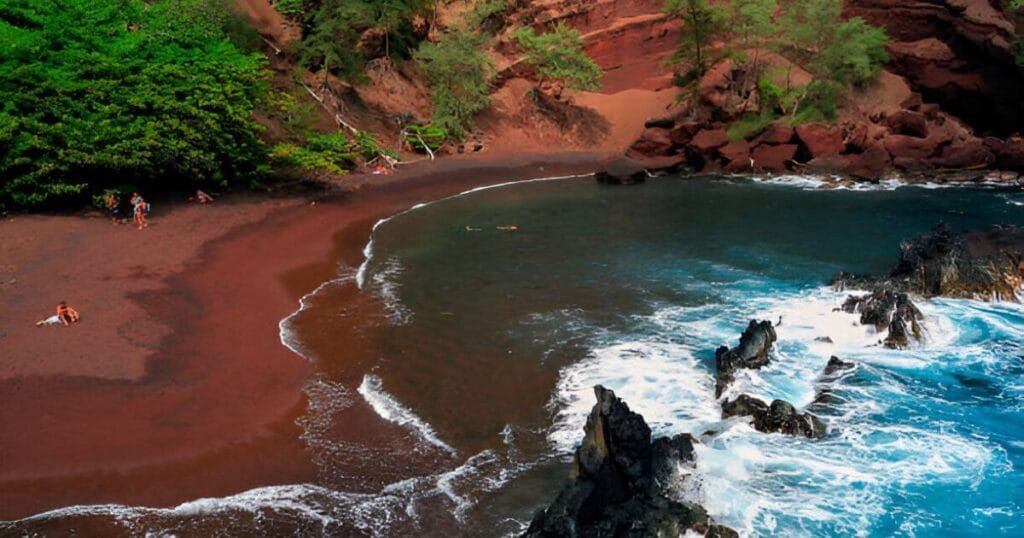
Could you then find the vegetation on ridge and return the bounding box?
[665,0,890,123]
[0,0,269,209]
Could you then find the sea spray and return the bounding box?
[549,286,1014,536]
[357,374,457,456]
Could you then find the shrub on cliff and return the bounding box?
[513,23,603,92]
[664,0,727,83]
[297,0,436,81]
[0,0,269,209]
[665,0,888,123]
[414,27,495,138]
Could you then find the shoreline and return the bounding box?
[0,151,610,522]
[2,152,1020,522]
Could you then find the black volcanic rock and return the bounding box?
[822,356,855,377]
[721,394,827,439]
[715,320,776,396]
[834,224,1024,301]
[525,386,737,538]
[595,158,647,185]
[840,287,923,349]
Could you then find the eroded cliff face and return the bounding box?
[510,0,680,92]
[843,0,1024,137]
[620,0,1024,179]
[237,0,1022,175]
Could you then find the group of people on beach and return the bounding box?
[42,189,217,328]
[105,191,150,230]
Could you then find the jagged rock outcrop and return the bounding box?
[714,320,776,397]
[843,0,1024,137]
[622,1,1024,180]
[525,386,737,538]
[822,356,855,377]
[840,287,924,348]
[721,394,827,439]
[835,223,1024,301]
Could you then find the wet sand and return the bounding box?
[0,152,608,521]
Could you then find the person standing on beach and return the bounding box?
[130,192,148,230]
[105,192,121,224]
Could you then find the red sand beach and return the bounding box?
[0,153,607,521]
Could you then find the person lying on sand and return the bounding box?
[57,301,79,326]
[37,301,79,327]
[190,189,214,204]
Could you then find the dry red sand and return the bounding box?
[0,152,608,520]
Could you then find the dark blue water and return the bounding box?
[355,177,1024,536]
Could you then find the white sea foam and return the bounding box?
[548,286,1011,536]
[549,342,722,454]
[358,374,457,456]
[371,257,412,325]
[278,274,355,362]
[739,173,1019,192]
[14,442,532,536]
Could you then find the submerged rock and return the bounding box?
[595,158,647,185]
[525,386,737,538]
[834,223,1024,301]
[840,287,924,349]
[721,394,827,439]
[714,320,776,396]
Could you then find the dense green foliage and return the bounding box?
[261,89,319,136]
[273,0,305,18]
[403,124,447,153]
[513,23,603,91]
[466,0,508,32]
[414,28,495,138]
[297,0,436,81]
[0,0,269,209]
[726,110,777,141]
[663,0,725,80]
[664,0,888,123]
[270,131,394,174]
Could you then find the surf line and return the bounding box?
[354,173,593,290]
[358,374,458,456]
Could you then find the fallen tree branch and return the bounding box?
[261,37,282,55]
[299,82,359,135]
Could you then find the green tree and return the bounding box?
[298,0,371,83]
[778,0,888,120]
[414,27,495,138]
[728,0,777,51]
[726,0,779,112]
[512,23,603,91]
[0,0,269,209]
[821,17,889,87]
[297,0,436,82]
[663,0,726,81]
